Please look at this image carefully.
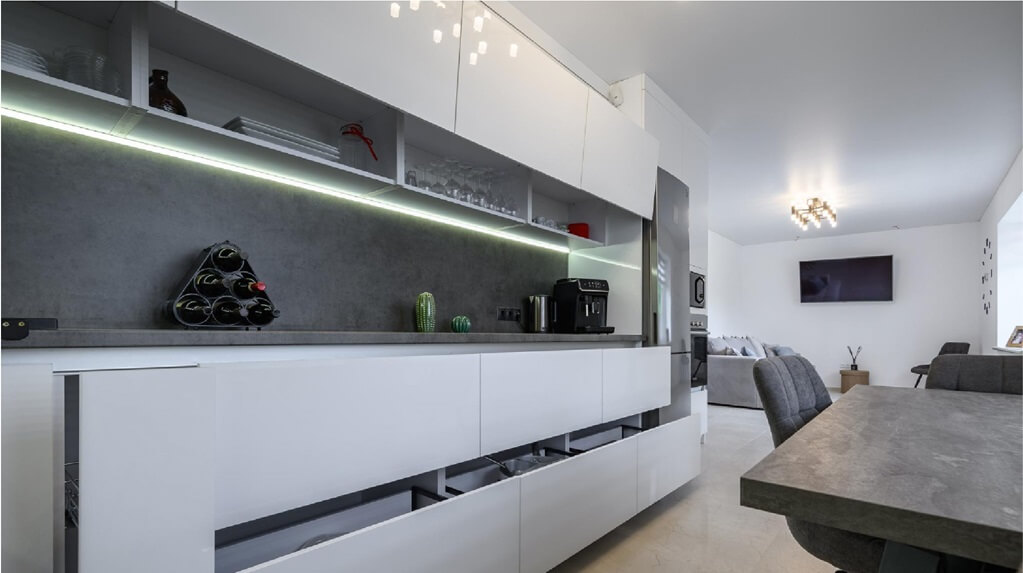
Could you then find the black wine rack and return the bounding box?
[164,241,280,329]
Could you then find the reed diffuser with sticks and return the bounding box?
[847,345,862,370]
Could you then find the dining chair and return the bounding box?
[912,342,970,388]
[752,355,886,573]
[925,355,1022,394]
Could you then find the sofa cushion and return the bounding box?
[746,336,769,358]
[724,336,758,357]
[707,336,731,355]
[764,344,794,357]
[741,346,756,357]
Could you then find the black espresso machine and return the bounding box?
[552,278,615,334]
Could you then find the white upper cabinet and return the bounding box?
[580,90,660,219]
[178,1,462,130]
[683,116,710,272]
[454,1,588,188]
[612,74,684,182]
[644,92,685,181]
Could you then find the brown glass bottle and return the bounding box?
[149,69,187,117]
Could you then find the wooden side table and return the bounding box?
[840,369,869,393]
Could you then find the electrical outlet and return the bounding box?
[497,307,522,322]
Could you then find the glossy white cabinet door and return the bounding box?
[644,91,685,181]
[682,117,710,272]
[480,349,602,454]
[637,416,701,511]
[602,346,671,422]
[580,90,660,219]
[520,437,639,573]
[178,1,462,130]
[691,388,709,439]
[454,1,588,188]
[1,364,57,573]
[214,354,480,528]
[243,479,520,573]
[78,367,215,573]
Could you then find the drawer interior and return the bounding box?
[215,485,444,573]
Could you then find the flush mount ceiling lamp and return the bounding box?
[790,198,837,231]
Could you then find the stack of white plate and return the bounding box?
[2,40,49,75]
[223,116,341,162]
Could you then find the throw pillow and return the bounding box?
[723,346,738,356]
[723,336,749,356]
[741,346,755,357]
[746,336,769,358]
[773,346,797,357]
[707,336,730,355]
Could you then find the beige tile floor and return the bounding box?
[552,402,839,573]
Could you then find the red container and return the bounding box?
[567,223,590,238]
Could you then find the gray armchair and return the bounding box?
[752,356,885,573]
[925,355,1022,394]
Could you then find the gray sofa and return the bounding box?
[708,355,763,408]
[707,336,797,409]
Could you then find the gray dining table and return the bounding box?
[741,385,1022,569]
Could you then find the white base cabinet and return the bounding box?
[241,479,520,573]
[638,416,702,511]
[480,349,603,454]
[520,437,639,573]
[42,347,697,573]
[602,346,671,422]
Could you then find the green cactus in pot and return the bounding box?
[415,292,436,333]
[451,315,471,333]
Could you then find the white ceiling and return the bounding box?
[512,1,1022,245]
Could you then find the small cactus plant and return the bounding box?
[451,315,471,333]
[415,292,436,333]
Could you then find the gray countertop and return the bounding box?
[0,328,644,348]
[740,385,1023,567]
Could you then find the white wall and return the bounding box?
[997,192,1023,345]
[708,223,980,388]
[707,231,745,336]
[980,150,1023,350]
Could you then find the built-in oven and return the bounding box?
[690,313,708,388]
[689,271,706,309]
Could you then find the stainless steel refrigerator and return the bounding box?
[643,169,691,423]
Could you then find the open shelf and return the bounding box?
[1,64,130,132]
[530,170,608,246]
[127,108,396,196]
[508,222,604,250]
[376,183,526,229]
[1,1,632,252]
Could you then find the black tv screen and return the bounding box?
[799,255,893,302]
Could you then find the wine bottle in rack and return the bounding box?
[211,245,246,273]
[193,270,228,297]
[247,298,281,327]
[231,272,267,299]
[212,298,248,325]
[172,294,212,325]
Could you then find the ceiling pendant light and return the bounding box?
[790,198,837,231]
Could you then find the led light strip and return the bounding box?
[570,252,642,272]
[0,107,570,254]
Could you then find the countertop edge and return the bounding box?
[1,329,646,349]
[739,475,1022,568]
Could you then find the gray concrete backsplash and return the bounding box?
[0,118,568,332]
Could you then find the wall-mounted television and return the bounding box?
[799,255,893,303]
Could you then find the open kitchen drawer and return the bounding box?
[520,429,640,573]
[219,479,519,573]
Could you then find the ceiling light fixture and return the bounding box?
[790,198,837,231]
[0,108,569,254]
